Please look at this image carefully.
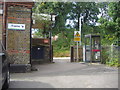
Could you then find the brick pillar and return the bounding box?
[5,2,34,73]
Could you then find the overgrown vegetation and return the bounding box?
[32,2,120,67]
[101,46,119,67]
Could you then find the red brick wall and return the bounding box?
[6,4,32,64]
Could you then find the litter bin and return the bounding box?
[31,46,44,60]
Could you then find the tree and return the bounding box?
[32,2,105,50]
[98,2,120,45]
[68,2,100,29]
[33,2,101,33]
[33,2,73,35]
[108,2,120,45]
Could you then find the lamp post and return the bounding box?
[49,13,56,63]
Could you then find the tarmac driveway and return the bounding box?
[9,58,118,88]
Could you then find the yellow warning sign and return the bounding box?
[74,37,80,41]
[75,32,80,37]
[74,31,81,42]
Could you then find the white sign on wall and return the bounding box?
[0,9,3,14]
[8,23,25,30]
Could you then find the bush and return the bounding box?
[53,50,70,57]
[102,45,119,67]
[101,47,109,64]
[106,55,120,67]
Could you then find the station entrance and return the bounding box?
[1,1,103,74]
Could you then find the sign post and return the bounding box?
[79,17,82,46]
[77,41,79,62]
[74,31,80,62]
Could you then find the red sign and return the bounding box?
[92,49,100,52]
[44,39,49,43]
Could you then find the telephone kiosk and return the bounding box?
[83,34,101,62]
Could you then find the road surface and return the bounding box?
[9,58,118,88]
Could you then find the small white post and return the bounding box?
[77,42,79,62]
[79,17,82,46]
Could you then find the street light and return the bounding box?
[50,13,56,23]
[49,13,56,63]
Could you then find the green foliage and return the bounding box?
[106,57,120,67]
[101,46,119,67]
[52,28,75,57]
[33,2,73,34]
[106,49,119,67]
[52,29,74,50]
[33,2,119,45]
[33,29,45,38]
[68,2,100,29]
[108,2,120,21]
[33,2,100,33]
[101,49,109,64]
[98,2,120,45]
[32,2,120,67]
[53,50,70,57]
